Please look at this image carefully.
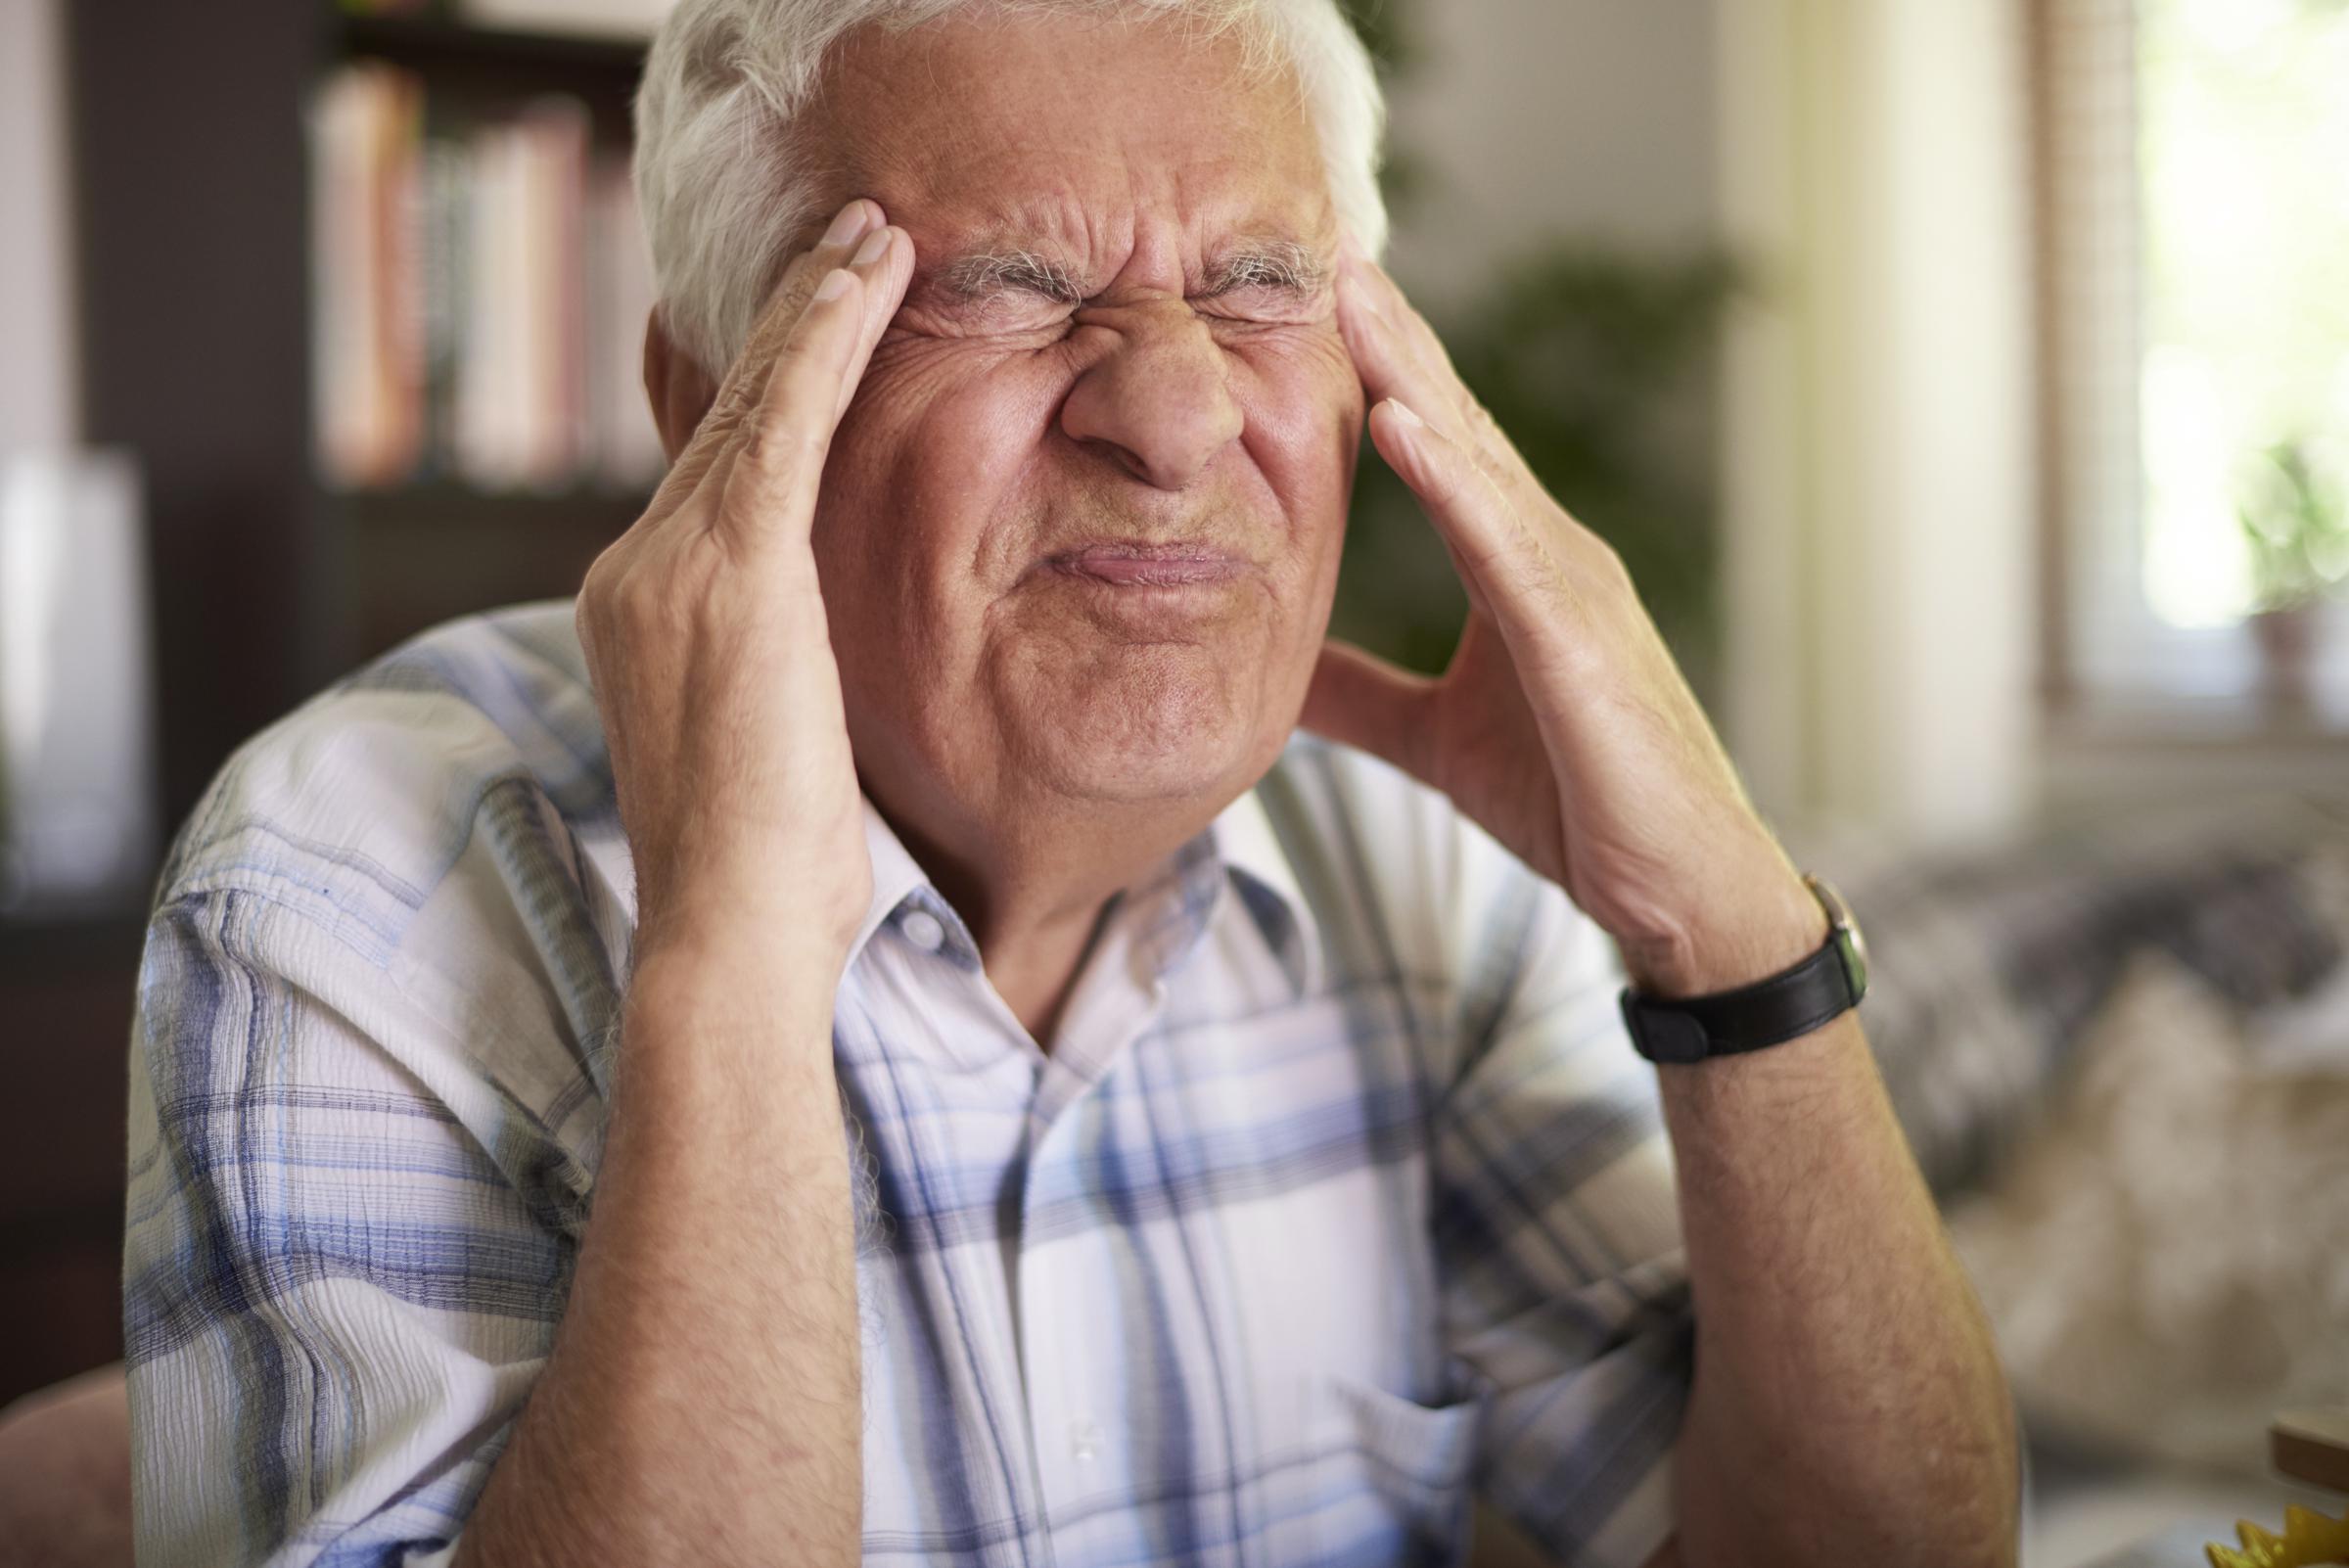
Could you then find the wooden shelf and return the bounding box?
[332,10,647,140]
[336,12,649,75]
[333,479,653,533]
[326,481,653,659]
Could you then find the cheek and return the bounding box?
[812,326,1360,624]
[1229,330,1363,560]
[812,340,1075,619]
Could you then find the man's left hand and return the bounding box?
[1303,244,1822,998]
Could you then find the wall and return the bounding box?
[1381,0,1720,310]
[1384,0,2040,851]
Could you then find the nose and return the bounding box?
[1057,304,1244,490]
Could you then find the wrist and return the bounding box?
[1619,866,1826,999]
[625,930,850,1041]
[633,836,874,966]
[634,872,866,974]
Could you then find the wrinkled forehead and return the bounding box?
[808,7,1337,288]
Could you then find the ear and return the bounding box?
[643,306,719,464]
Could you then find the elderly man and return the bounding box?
[121,1,2018,1564]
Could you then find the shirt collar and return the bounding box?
[1211,785,1326,998]
[842,785,1325,997]
[846,794,935,969]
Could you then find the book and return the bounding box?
[308,61,425,488]
[309,63,666,495]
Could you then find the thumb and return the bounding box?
[1299,638,1439,787]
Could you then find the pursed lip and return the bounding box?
[1039,539,1255,587]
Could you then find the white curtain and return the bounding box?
[1716,0,2041,851]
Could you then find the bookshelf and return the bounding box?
[339,11,652,78]
[344,481,648,655]
[69,0,660,831]
[2,0,661,1409]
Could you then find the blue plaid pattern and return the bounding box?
[122,598,1692,1567]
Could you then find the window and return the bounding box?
[2041,0,2349,721]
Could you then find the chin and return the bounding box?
[1008,645,1275,806]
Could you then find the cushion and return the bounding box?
[1945,951,2349,1472]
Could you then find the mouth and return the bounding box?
[1040,539,1254,588]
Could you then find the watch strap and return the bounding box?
[1619,885,1866,1064]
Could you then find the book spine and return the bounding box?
[313,73,655,499]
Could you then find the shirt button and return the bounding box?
[901,909,945,952]
[1068,1416,1102,1462]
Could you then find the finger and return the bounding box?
[1298,639,1438,785]
[733,199,881,390]
[1337,254,1482,436]
[694,199,882,452]
[685,215,906,544]
[719,216,909,549]
[1367,397,1524,589]
[729,223,909,531]
[1339,258,1541,527]
[722,264,872,549]
[1370,398,1591,678]
[829,223,914,428]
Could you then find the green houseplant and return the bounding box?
[2237,436,2349,710]
[1328,245,1741,695]
[1326,2,1741,700]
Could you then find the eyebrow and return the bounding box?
[1202,238,1328,296]
[931,237,1330,305]
[937,249,1084,304]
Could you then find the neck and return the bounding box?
[864,779,1225,1049]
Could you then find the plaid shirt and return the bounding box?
[122,598,1693,1568]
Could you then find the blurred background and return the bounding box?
[3,0,2347,1562]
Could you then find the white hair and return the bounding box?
[632,0,1389,379]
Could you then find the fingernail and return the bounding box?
[813,268,853,303]
[1384,398,1422,429]
[821,201,871,249]
[852,226,894,268]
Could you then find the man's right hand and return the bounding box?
[450,206,910,1568]
[575,198,912,969]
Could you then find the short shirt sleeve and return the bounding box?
[116,606,649,1565]
[1431,856,1693,1568]
[122,884,587,1566]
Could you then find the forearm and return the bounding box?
[1657,1011,2019,1568]
[453,940,863,1568]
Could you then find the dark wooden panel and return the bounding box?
[0,1228,124,1409]
[0,921,143,1219]
[0,919,143,1408]
[343,484,646,658]
[68,0,327,829]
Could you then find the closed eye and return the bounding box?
[1199,243,1327,300]
[940,251,1083,307]
[922,240,1330,327]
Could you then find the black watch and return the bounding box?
[1618,873,1868,1065]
